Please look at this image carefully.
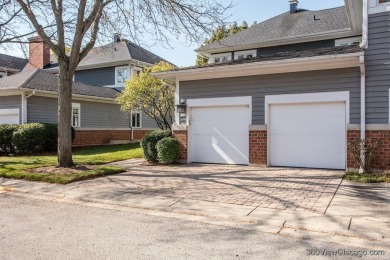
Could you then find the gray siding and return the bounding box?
[256,40,335,56]
[74,67,116,86]
[180,68,361,125]
[365,12,390,124]
[27,95,158,129]
[0,95,22,124]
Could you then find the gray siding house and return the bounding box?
[0,35,169,146]
[155,0,390,171]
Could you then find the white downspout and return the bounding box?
[359,55,366,173]
[360,0,368,49]
[22,90,36,124]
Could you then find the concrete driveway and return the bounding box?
[83,160,343,214]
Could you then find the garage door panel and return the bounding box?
[190,105,250,165]
[191,120,250,135]
[270,102,346,170]
[0,109,19,125]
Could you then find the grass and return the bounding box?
[343,171,390,183]
[0,143,143,184]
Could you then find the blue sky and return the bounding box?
[6,0,345,67]
[151,0,345,67]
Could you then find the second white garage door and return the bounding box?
[189,105,250,165]
[0,109,19,124]
[270,102,346,170]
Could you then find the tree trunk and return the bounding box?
[57,63,74,168]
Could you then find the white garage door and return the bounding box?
[270,102,346,170]
[0,109,19,124]
[190,106,250,165]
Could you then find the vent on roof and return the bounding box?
[288,0,298,14]
[114,33,121,43]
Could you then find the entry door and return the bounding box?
[190,105,250,165]
[270,102,346,169]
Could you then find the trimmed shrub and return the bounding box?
[157,137,180,164]
[141,130,171,162]
[0,124,19,154]
[12,123,76,154]
[13,123,47,153]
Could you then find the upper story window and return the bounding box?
[335,37,362,47]
[72,103,81,127]
[209,53,232,64]
[379,0,390,3]
[0,72,6,78]
[115,66,131,86]
[131,111,142,128]
[234,50,256,60]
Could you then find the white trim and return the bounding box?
[20,90,117,104]
[368,0,390,14]
[154,52,363,81]
[187,96,252,108]
[0,90,23,97]
[131,110,142,128]
[172,124,188,131]
[72,103,81,128]
[249,125,267,131]
[234,50,257,60]
[335,37,362,46]
[175,78,180,124]
[74,128,157,131]
[0,108,20,115]
[265,91,350,124]
[21,92,27,124]
[348,124,390,131]
[115,65,131,87]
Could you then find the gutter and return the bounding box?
[360,0,368,49]
[359,55,366,173]
[25,90,36,99]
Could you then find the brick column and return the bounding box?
[249,129,267,166]
[172,125,188,162]
[347,129,390,171]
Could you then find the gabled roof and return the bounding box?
[47,39,168,70]
[0,53,28,71]
[0,68,120,99]
[198,6,356,53]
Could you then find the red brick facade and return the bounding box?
[173,130,188,162]
[249,130,267,165]
[72,129,152,147]
[28,36,50,69]
[347,130,390,170]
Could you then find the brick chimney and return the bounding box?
[28,36,50,69]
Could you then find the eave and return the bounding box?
[153,52,364,81]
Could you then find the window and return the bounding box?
[0,72,6,78]
[72,103,80,127]
[379,0,390,3]
[131,111,141,128]
[234,50,256,60]
[209,53,232,64]
[335,37,362,47]
[115,66,131,85]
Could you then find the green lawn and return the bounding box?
[0,143,143,184]
[343,171,390,183]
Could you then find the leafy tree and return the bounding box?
[116,62,176,131]
[196,21,249,65]
[0,0,231,167]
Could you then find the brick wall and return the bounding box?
[73,129,151,146]
[347,130,390,170]
[249,130,267,165]
[173,130,188,162]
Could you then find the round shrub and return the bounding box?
[156,137,180,164]
[13,123,47,154]
[141,130,171,162]
[0,124,19,154]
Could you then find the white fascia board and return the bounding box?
[187,96,252,108]
[198,29,360,55]
[20,89,117,104]
[265,91,350,124]
[155,52,363,81]
[0,90,23,96]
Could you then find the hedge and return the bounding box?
[157,137,180,164]
[0,123,75,155]
[140,130,172,162]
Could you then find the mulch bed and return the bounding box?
[27,165,98,175]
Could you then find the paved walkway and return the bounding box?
[86,160,343,214]
[1,159,389,250]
